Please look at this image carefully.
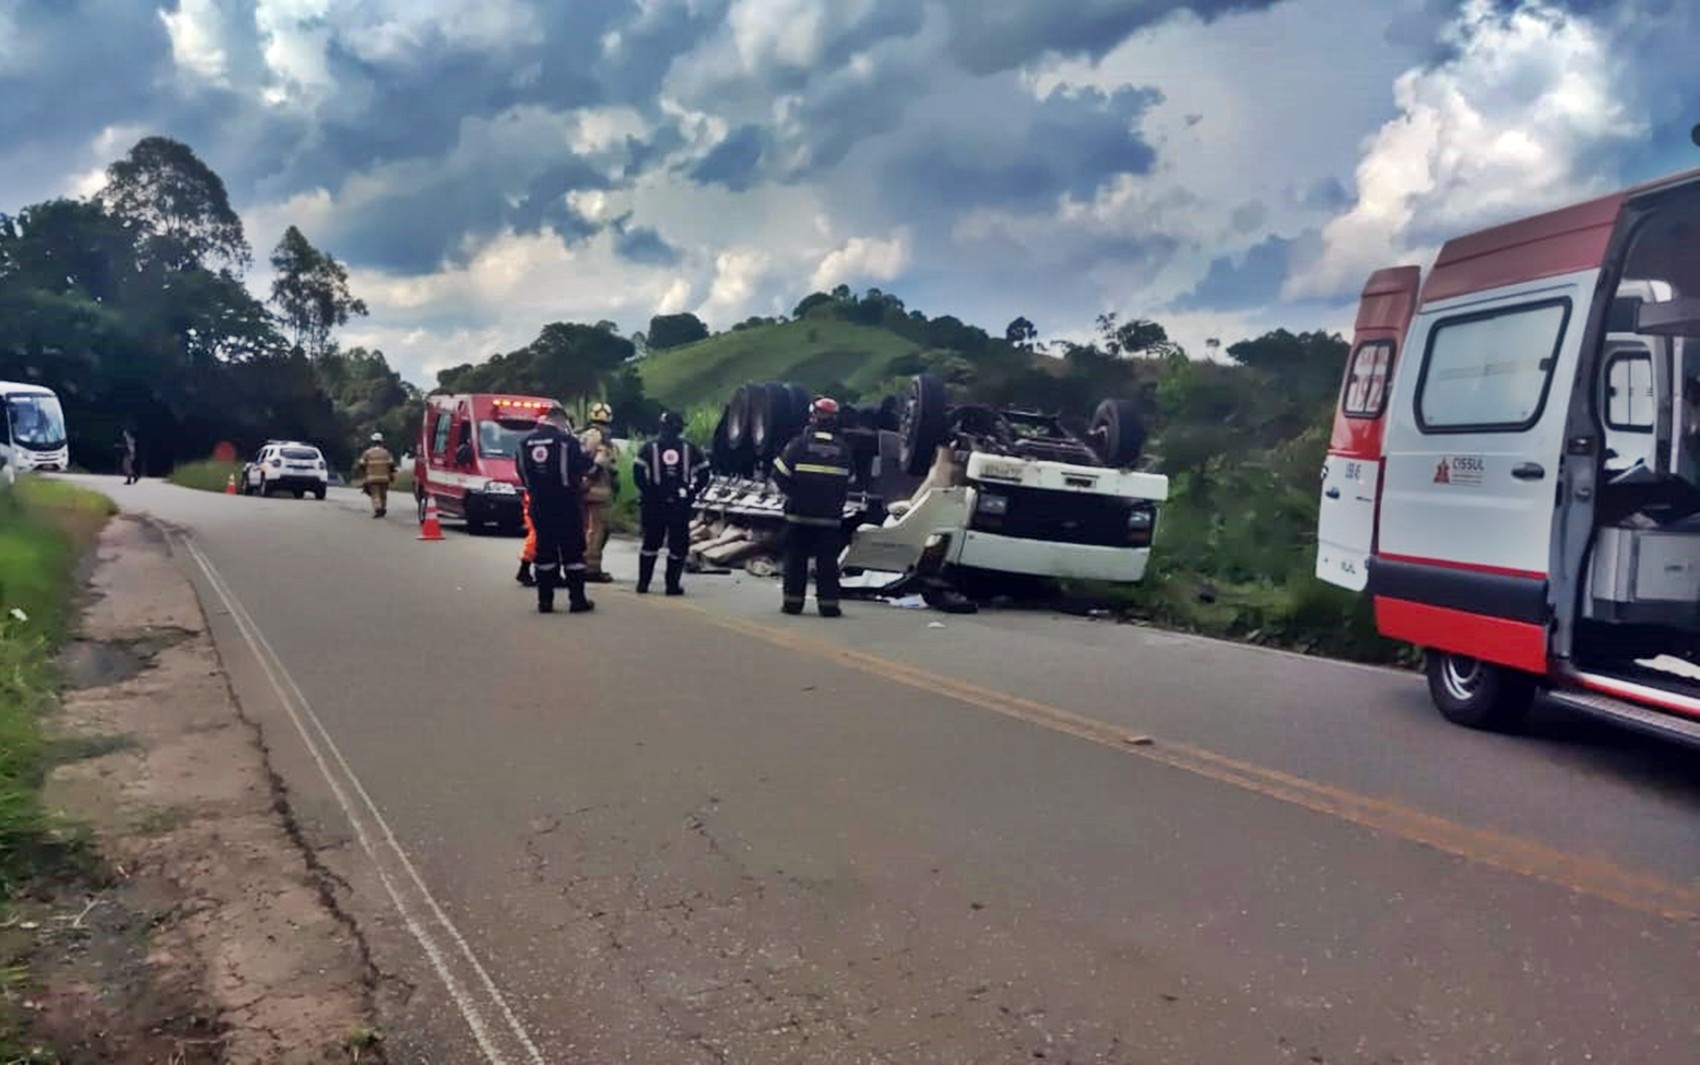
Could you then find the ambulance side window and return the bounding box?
[1415,299,1572,433]
[1342,340,1395,418]
[1603,348,1654,433]
[431,412,453,456]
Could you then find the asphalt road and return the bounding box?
[67,476,1699,1064]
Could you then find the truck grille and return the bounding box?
[970,485,1148,547]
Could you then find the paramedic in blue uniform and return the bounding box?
[514,404,596,615]
[632,409,710,596]
[772,397,854,618]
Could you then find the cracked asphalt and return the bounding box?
[69,476,1700,1064]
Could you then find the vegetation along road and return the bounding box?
[50,474,1700,1063]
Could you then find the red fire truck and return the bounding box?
[414,393,558,533]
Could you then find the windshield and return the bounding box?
[6,394,66,450]
[477,420,531,458]
[282,447,321,461]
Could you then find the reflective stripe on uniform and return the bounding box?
[793,463,850,476]
[773,457,790,475]
[786,514,840,527]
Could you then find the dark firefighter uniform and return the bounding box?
[772,402,854,617]
[632,413,710,596]
[515,413,596,614]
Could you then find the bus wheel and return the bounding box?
[1424,651,1535,732]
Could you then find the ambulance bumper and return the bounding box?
[951,531,1151,583]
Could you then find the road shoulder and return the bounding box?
[27,515,379,1062]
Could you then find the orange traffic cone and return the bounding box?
[418,496,444,541]
[225,472,237,495]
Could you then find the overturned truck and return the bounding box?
[688,374,1170,607]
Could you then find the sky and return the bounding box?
[2,0,1697,389]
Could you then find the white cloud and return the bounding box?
[698,248,773,319]
[1286,0,1640,300]
[809,230,910,292]
[341,227,697,384]
[159,0,232,84]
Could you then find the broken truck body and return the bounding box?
[1317,165,1700,746]
[688,375,1169,601]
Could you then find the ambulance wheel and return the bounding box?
[1089,398,1146,468]
[416,492,427,525]
[1424,652,1535,731]
[900,374,949,477]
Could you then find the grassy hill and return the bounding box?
[637,319,924,409]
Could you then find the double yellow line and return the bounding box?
[659,598,1700,923]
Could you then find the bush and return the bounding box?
[168,458,243,493]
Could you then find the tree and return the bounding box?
[1005,316,1038,349]
[269,225,368,358]
[100,136,250,274]
[793,292,835,319]
[646,312,709,350]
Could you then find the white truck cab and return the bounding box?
[1316,167,1700,746]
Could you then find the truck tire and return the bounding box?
[749,382,794,459]
[900,374,949,477]
[726,386,753,451]
[1089,398,1146,468]
[1424,651,1536,731]
[709,410,735,473]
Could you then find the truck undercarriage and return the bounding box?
[686,375,1168,611]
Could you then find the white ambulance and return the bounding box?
[1317,166,1700,746]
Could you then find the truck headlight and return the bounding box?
[483,480,517,495]
[976,492,1008,516]
[1127,505,1156,547]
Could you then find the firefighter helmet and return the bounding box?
[809,396,840,427]
[589,401,613,424]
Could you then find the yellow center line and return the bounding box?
[643,594,1700,922]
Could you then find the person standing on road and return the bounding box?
[516,405,596,615]
[356,433,396,518]
[578,402,620,584]
[117,427,138,485]
[633,410,710,596]
[772,397,854,618]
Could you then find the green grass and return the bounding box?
[167,458,243,493]
[639,319,923,408]
[0,478,113,1055]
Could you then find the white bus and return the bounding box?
[0,381,70,479]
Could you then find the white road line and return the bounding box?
[180,535,546,1065]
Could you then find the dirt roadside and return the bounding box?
[16,514,380,1063]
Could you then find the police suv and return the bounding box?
[243,440,330,499]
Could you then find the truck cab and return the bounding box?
[414,393,554,533]
[1317,167,1700,747]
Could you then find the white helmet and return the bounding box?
[370,432,383,443]
[589,401,613,424]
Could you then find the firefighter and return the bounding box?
[579,401,620,583]
[632,409,710,595]
[772,397,854,617]
[356,432,396,518]
[515,404,595,614]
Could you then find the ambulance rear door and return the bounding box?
[1316,266,1422,591]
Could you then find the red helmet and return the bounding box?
[810,396,840,423]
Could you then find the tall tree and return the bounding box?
[647,312,709,350]
[100,136,250,274]
[1005,316,1038,349]
[269,225,368,358]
